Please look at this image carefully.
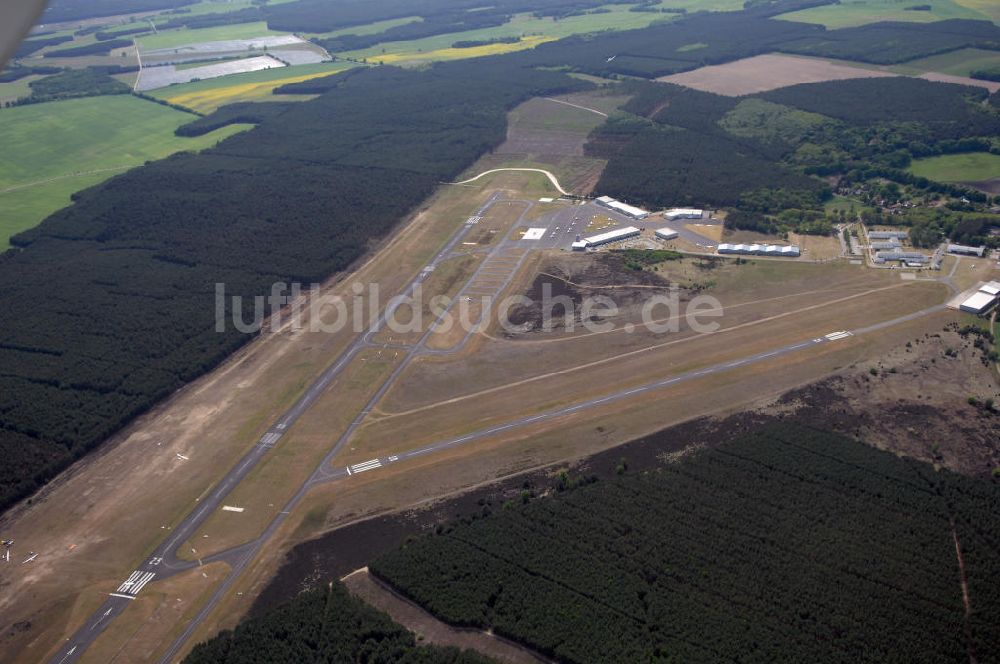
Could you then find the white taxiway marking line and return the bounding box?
[57,645,77,663]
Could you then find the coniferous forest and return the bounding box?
[369,424,1000,664]
[0,62,584,510]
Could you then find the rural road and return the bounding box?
[452,168,570,196]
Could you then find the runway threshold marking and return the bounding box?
[349,458,382,474]
[824,331,853,341]
[259,432,281,448]
[113,570,156,598]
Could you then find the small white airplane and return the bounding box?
[22,552,38,564]
[607,54,617,62]
[176,453,189,461]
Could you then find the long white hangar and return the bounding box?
[595,196,650,220]
[578,226,642,249]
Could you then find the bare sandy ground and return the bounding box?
[917,71,1000,94]
[657,53,893,96]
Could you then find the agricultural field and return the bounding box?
[657,53,890,96]
[136,54,288,91]
[0,95,249,245]
[894,47,1000,76]
[337,7,681,65]
[148,61,356,112]
[135,21,283,52]
[908,151,1000,183]
[777,0,992,28]
[302,16,424,41]
[0,75,45,104]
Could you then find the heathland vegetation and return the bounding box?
[369,423,1000,663]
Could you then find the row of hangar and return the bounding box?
[717,243,801,257]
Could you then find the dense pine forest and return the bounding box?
[0,63,585,511]
[4,0,1000,512]
[186,581,494,664]
[585,76,1000,237]
[369,424,1000,663]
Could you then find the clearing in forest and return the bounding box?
[657,53,892,96]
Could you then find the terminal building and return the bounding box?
[959,281,1000,314]
[947,244,987,257]
[663,208,703,221]
[869,230,908,240]
[717,243,800,257]
[595,196,649,220]
[655,227,679,241]
[581,226,641,248]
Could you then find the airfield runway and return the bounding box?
[50,189,952,663]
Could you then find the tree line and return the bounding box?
[185,581,494,664]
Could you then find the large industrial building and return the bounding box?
[947,244,987,257]
[870,240,901,250]
[959,282,1000,314]
[874,250,929,265]
[655,227,679,241]
[595,196,649,220]
[868,231,908,240]
[717,243,800,257]
[664,208,703,221]
[581,226,641,248]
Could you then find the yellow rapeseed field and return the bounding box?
[375,35,559,65]
[166,71,337,113]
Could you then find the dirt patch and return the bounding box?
[658,53,893,96]
[250,320,999,616]
[503,253,687,333]
[343,569,548,664]
[961,177,1000,195]
[917,71,1000,94]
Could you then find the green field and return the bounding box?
[339,6,682,64]
[303,16,424,40]
[892,47,1000,76]
[136,21,282,52]
[0,95,250,246]
[908,152,1000,183]
[149,61,357,112]
[0,75,45,103]
[777,0,990,28]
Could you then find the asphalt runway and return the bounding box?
[49,188,951,663]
